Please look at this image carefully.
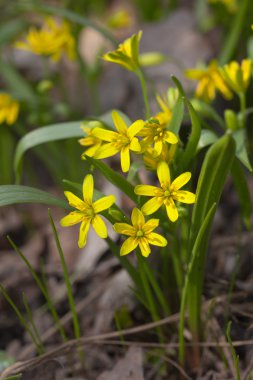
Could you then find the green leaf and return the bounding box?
[178,99,201,171]
[85,156,138,203]
[171,76,201,171]
[0,185,70,210]
[197,129,218,151]
[187,133,236,339]
[0,60,36,104]
[179,202,216,364]
[233,129,253,172]
[169,96,184,134]
[14,121,83,181]
[231,158,251,229]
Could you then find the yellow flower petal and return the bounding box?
[92,127,117,142]
[164,131,178,144]
[113,223,136,236]
[141,197,163,215]
[154,140,163,156]
[173,190,196,204]
[129,137,141,152]
[93,195,115,213]
[120,236,138,256]
[128,120,145,139]
[171,172,191,191]
[134,185,159,196]
[147,232,167,247]
[120,146,130,172]
[60,211,84,226]
[83,174,93,203]
[139,237,151,257]
[131,208,145,228]
[95,143,120,159]
[78,219,91,248]
[64,191,85,210]
[165,199,178,222]
[92,215,108,238]
[112,110,128,134]
[157,161,171,187]
[142,219,159,234]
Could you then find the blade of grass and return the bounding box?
[7,236,67,342]
[0,283,42,355]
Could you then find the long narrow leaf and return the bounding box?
[14,121,83,180]
[168,96,184,134]
[0,185,70,210]
[187,133,236,339]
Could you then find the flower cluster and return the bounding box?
[185,58,252,102]
[15,17,76,62]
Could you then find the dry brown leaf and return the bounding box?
[97,346,144,380]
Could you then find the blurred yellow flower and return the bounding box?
[220,59,252,94]
[114,208,167,257]
[135,161,195,222]
[15,17,76,62]
[106,9,132,29]
[92,111,144,172]
[61,174,115,248]
[185,60,233,102]
[103,31,142,71]
[209,0,238,13]
[0,93,19,125]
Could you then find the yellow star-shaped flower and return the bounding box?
[138,118,178,156]
[93,111,144,172]
[185,60,232,102]
[114,208,167,257]
[61,174,115,248]
[135,161,196,222]
[15,17,76,62]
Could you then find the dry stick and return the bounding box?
[18,280,109,360]
[2,292,248,378]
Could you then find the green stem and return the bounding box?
[48,210,81,341]
[136,69,151,119]
[219,0,251,64]
[238,92,246,129]
[22,292,45,354]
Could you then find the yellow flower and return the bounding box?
[0,93,19,125]
[106,9,132,29]
[92,111,144,172]
[138,118,178,156]
[220,59,252,94]
[15,17,76,62]
[102,31,142,71]
[143,144,177,171]
[155,94,172,125]
[185,60,233,102]
[135,161,195,222]
[61,174,115,248]
[209,0,238,13]
[79,122,103,158]
[114,208,167,257]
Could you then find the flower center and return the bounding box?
[164,190,170,197]
[83,205,95,219]
[113,133,130,149]
[136,230,144,237]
